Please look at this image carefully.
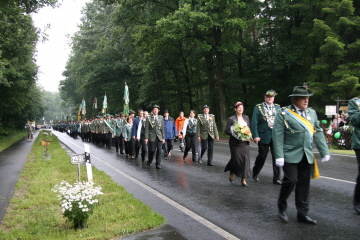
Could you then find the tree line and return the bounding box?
[60,0,360,131]
[0,0,60,134]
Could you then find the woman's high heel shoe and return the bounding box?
[229,173,234,184]
[241,178,248,187]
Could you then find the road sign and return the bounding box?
[71,154,86,165]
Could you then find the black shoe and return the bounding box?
[273,180,282,185]
[198,160,202,164]
[192,159,197,162]
[229,178,233,184]
[156,165,162,169]
[165,156,169,160]
[354,202,360,214]
[297,215,317,225]
[147,162,152,168]
[183,157,186,161]
[279,211,289,223]
[253,175,259,182]
[207,163,214,166]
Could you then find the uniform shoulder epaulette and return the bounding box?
[275,103,280,106]
[256,103,262,106]
[353,97,358,100]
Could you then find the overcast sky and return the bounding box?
[32,0,90,92]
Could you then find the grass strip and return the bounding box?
[329,149,355,155]
[0,130,28,152]
[0,131,165,239]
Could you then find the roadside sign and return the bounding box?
[71,154,86,165]
[326,105,337,116]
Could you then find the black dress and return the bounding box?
[224,115,251,178]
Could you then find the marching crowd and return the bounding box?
[52,85,360,224]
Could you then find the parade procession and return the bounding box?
[2,0,360,239]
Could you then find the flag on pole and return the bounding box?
[102,94,107,115]
[123,83,129,116]
[78,103,82,121]
[81,99,86,115]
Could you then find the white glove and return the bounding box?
[276,158,284,167]
[321,155,330,162]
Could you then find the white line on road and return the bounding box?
[57,134,241,240]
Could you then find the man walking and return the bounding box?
[251,90,282,185]
[196,105,219,166]
[347,89,360,214]
[132,109,144,158]
[145,105,165,169]
[272,86,330,224]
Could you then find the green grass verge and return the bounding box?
[329,149,355,155]
[0,130,28,152]
[0,131,165,239]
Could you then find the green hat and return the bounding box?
[152,105,160,109]
[288,86,313,97]
[106,114,110,117]
[129,110,136,114]
[202,105,210,109]
[265,90,277,97]
[119,112,124,117]
[110,115,114,118]
[115,114,119,117]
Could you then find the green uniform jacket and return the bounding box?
[196,114,219,140]
[272,105,329,164]
[123,123,133,140]
[104,119,113,133]
[348,97,360,149]
[251,103,281,144]
[145,115,165,141]
[114,119,125,136]
[97,121,106,133]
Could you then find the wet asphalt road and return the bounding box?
[55,131,359,240]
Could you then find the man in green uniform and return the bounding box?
[251,90,282,184]
[347,88,360,214]
[114,114,125,153]
[196,105,219,166]
[145,105,165,169]
[272,86,330,224]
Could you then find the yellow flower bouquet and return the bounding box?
[230,120,253,141]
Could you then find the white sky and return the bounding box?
[32,0,91,92]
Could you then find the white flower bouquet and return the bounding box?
[52,180,104,229]
[230,120,253,141]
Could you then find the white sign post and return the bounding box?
[70,144,93,182]
[84,144,93,182]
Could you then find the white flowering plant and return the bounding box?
[52,180,104,229]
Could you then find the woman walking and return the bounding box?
[182,110,198,162]
[124,117,135,159]
[224,102,252,186]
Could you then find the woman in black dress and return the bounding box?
[224,102,252,186]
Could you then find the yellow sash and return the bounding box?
[285,108,314,136]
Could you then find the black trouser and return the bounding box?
[253,141,281,181]
[148,138,162,166]
[105,132,112,149]
[115,135,125,153]
[135,136,148,159]
[354,149,360,204]
[184,132,197,160]
[125,138,135,156]
[163,139,173,156]
[278,155,311,216]
[200,136,214,164]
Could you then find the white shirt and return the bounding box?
[182,118,195,137]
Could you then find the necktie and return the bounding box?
[299,110,305,118]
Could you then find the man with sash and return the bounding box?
[104,114,114,149]
[272,86,330,224]
[251,90,282,185]
[145,105,165,169]
[114,114,125,153]
[196,105,219,166]
[132,109,144,158]
[347,88,360,214]
[136,111,149,163]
